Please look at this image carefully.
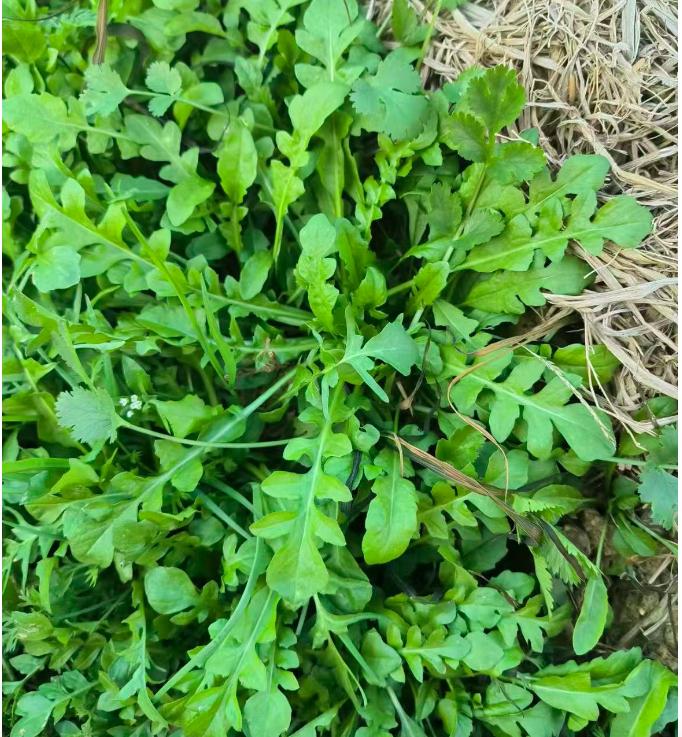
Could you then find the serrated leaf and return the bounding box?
[488,141,546,184]
[441,112,489,162]
[351,49,429,140]
[81,64,129,116]
[56,387,120,445]
[146,61,183,95]
[637,465,677,529]
[460,65,525,134]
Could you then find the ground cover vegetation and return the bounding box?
[2,0,678,735]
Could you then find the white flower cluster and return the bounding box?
[118,394,143,418]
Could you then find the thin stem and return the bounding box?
[206,479,255,514]
[408,308,424,331]
[417,0,443,72]
[595,518,609,568]
[128,90,223,116]
[123,209,226,380]
[120,419,292,449]
[295,600,309,637]
[387,278,414,298]
[628,515,678,553]
[197,492,252,539]
[606,456,677,470]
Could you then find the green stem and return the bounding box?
[123,209,225,380]
[3,458,72,473]
[628,515,678,553]
[206,479,255,514]
[128,89,223,116]
[408,308,424,330]
[443,164,488,264]
[595,518,609,568]
[197,492,252,539]
[195,361,218,406]
[387,278,415,298]
[605,456,677,470]
[119,419,292,450]
[230,204,243,253]
[417,0,443,72]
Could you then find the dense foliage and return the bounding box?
[2,0,678,736]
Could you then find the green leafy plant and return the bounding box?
[2,1,676,736]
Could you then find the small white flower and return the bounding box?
[126,410,134,418]
[118,397,129,407]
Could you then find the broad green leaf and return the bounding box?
[361,321,420,376]
[573,575,609,655]
[10,672,90,737]
[487,141,546,184]
[462,631,504,671]
[609,661,677,737]
[529,154,610,207]
[282,82,349,164]
[295,214,339,331]
[166,176,215,226]
[363,451,418,564]
[144,567,199,614]
[268,160,305,259]
[255,386,352,605]
[244,688,292,737]
[33,246,81,292]
[432,300,478,340]
[125,114,195,183]
[407,261,450,313]
[399,626,470,682]
[568,193,653,253]
[151,395,218,438]
[295,0,364,81]
[391,0,428,46]
[3,93,83,149]
[240,251,272,300]
[553,344,620,383]
[3,21,47,63]
[217,120,258,203]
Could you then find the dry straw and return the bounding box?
[372,0,678,433]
